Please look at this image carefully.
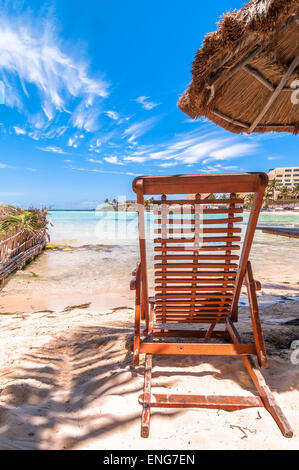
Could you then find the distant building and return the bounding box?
[268,167,299,188]
[187,193,211,200]
[120,200,137,211]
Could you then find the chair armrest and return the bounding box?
[243,264,261,291]
[243,278,261,291]
[130,262,141,290]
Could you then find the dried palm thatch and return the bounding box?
[178,0,299,134]
[0,205,49,282]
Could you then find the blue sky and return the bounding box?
[0,0,298,209]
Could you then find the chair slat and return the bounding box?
[155,247,240,253]
[155,285,235,291]
[155,293,233,299]
[155,301,231,307]
[154,250,240,261]
[154,273,235,284]
[155,208,243,215]
[155,216,243,225]
[155,307,231,312]
[154,262,239,268]
[154,270,237,277]
[154,316,228,323]
[154,228,242,234]
[155,314,230,318]
[152,198,244,205]
[155,255,239,261]
[154,311,229,316]
[154,236,241,243]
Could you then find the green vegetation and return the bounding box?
[0,204,48,235]
[102,197,154,211]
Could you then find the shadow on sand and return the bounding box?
[0,320,297,449]
[0,325,180,449]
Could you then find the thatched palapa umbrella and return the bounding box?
[178,0,299,134]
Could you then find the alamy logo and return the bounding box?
[0,81,5,104]
[93,196,204,242]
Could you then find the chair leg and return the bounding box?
[245,262,268,368]
[141,353,152,438]
[203,322,216,343]
[226,318,293,438]
[242,355,293,438]
[133,305,141,366]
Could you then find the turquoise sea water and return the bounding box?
[47,210,299,245]
[44,210,299,303]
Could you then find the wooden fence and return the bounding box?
[0,224,49,282]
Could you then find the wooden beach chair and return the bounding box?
[130,173,293,438]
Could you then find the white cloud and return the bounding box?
[135,96,160,110]
[0,9,109,133]
[105,110,120,121]
[13,126,26,135]
[198,164,240,173]
[124,156,147,163]
[38,146,66,154]
[122,117,160,143]
[71,103,101,133]
[70,166,137,176]
[0,163,9,168]
[88,138,102,153]
[88,158,102,164]
[119,129,257,168]
[159,162,178,168]
[67,136,79,148]
[208,143,256,160]
[104,156,124,165]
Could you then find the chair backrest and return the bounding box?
[133,173,268,325]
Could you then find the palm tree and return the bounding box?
[260,179,279,207]
[268,178,278,191]
[143,197,155,211]
[112,198,118,211]
[103,198,118,211]
[291,184,299,199]
[268,178,279,200]
[244,193,254,208]
[278,185,291,200]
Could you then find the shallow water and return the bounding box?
[47,210,299,298]
[0,211,298,315]
[48,210,299,245]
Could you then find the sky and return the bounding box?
[0,0,298,209]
